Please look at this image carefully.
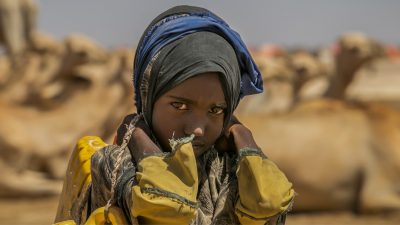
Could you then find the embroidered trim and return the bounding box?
[238,147,267,159]
[141,187,199,209]
[234,208,272,221]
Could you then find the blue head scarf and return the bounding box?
[133,5,263,112]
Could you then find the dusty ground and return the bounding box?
[1,197,400,225]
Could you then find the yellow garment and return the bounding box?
[235,155,295,225]
[54,136,106,223]
[131,140,294,225]
[55,136,294,225]
[131,140,199,224]
[54,207,128,225]
[54,220,76,225]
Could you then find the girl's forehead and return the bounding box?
[163,73,226,101]
[169,72,222,90]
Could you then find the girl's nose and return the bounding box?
[184,117,206,137]
[192,127,204,137]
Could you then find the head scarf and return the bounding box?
[133,5,263,127]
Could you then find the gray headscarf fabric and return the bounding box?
[139,31,241,128]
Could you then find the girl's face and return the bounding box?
[152,72,227,157]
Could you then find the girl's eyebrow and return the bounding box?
[167,95,195,104]
[215,102,227,107]
[167,95,227,106]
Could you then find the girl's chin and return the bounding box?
[193,145,208,157]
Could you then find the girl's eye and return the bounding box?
[209,106,225,115]
[171,102,188,110]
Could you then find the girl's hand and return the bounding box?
[117,114,162,163]
[215,115,260,154]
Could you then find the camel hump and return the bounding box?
[64,33,108,63]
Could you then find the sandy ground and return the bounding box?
[1,197,400,225]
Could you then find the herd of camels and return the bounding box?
[1,0,400,215]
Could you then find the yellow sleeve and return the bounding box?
[55,136,108,223]
[130,138,199,225]
[54,136,129,225]
[54,207,127,225]
[235,148,295,225]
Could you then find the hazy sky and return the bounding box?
[37,0,400,49]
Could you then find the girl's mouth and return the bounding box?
[192,143,205,149]
[191,140,206,156]
[192,139,205,148]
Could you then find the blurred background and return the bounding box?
[1,0,400,224]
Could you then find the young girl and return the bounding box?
[55,5,295,225]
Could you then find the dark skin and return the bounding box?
[129,72,260,163]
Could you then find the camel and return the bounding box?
[236,48,294,115]
[0,54,11,85]
[0,32,65,104]
[238,32,400,213]
[288,50,328,104]
[0,34,135,197]
[236,49,327,115]
[323,32,384,99]
[0,33,109,107]
[239,32,384,117]
[0,0,37,60]
[239,100,400,213]
[0,158,62,197]
[28,33,110,109]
